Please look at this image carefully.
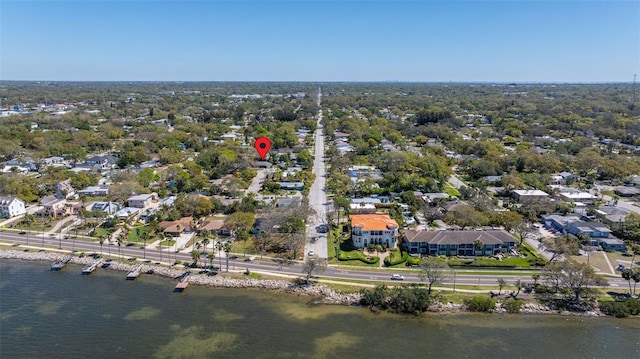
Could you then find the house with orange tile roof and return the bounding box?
[349,214,399,249]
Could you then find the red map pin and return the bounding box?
[254,137,272,160]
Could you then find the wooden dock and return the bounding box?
[174,272,191,292]
[51,255,73,271]
[82,258,103,274]
[126,264,144,280]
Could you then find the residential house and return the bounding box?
[350,214,399,249]
[596,205,629,230]
[552,171,576,184]
[90,201,121,215]
[276,197,301,208]
[402,229,517,256]
[159,217,194,237]
[127,193,158,208]
[3,158,37,172]
[77,185,110,197]
[350,203,376,214]
[0,196,26,218]
[278,182,304,191]
[198,219,230,236]
[41,156,65,168]
[422,192,452,203]
[614,187,640,197]
[114,207,140,220]
[542,214,582,233]
[556,188,597,205]
[41,196,69,218]
[282,167,303,178]
[55,179,76,199]
[83,155,118,170]
[350,198,381,213]
[512,189,549,204]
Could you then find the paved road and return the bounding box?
[305,87,329,260]
[1,231,629,288]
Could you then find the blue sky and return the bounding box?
[1,0,639,82]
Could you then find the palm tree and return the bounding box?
[22,213,35,245]
[141,229,150,259]
[191,250,200,267]
[207,252,215,268]
[223,241,232,272]
[98,234,106,256]
[497,278,507,295]
[201,230,210,256]
[117,232,124,259]
[215,240,224,269]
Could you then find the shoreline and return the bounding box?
[0,249,605,317]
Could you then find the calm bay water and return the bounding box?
[1,259,638,359]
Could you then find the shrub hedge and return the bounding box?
[465,296,496,312]
[384,249,408,266]
[599,298,640,318]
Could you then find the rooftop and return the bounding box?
[350,214,398,231]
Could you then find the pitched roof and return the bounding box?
[350,214,398,231]
[403,229,516,245]
[200,220,224,231]
[159,217,194,233]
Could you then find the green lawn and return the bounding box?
[127,226,150,243]
[157,239,176,248]
[444,185,461,197]
[93,227,115,238]
[335,236,379,266]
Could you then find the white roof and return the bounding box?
[513,189,548,196]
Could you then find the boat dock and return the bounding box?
[126,264,144,280]
[174,272,191,292]
[82,258,103,274]
[51,255,73,271]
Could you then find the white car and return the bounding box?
[308,250,315,257]
[391,274,404,280]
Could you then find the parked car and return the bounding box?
[317,224,328,233]
[616,264,625,271]
[391,274,404,280]
[308,250,315,257]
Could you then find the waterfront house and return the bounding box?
[41,196,68,218]
[349,214,399,249]
[160,217,194,237]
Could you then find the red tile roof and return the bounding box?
[350,214,398,231]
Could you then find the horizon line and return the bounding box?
[0,80,637,85]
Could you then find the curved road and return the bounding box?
[0,231,629,289]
